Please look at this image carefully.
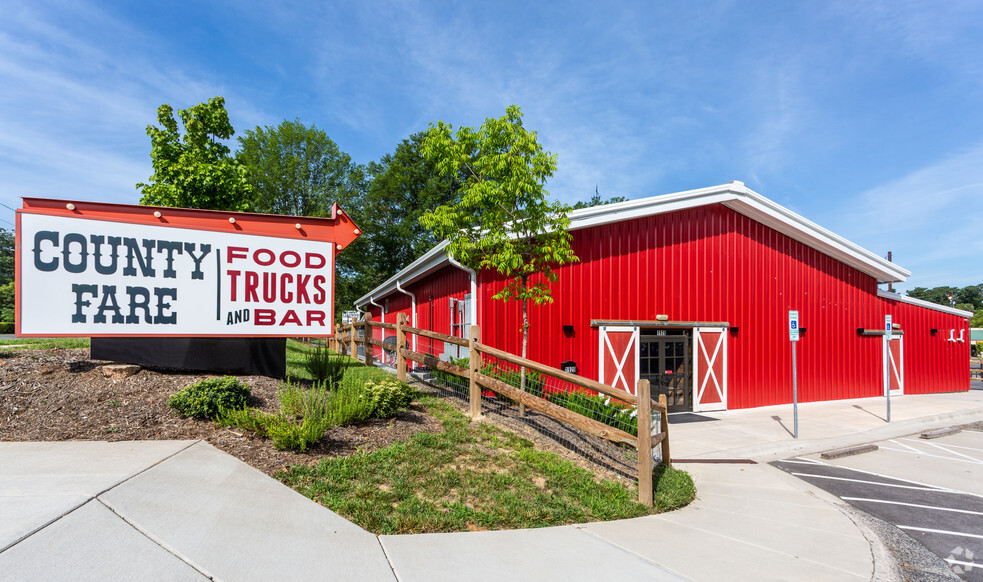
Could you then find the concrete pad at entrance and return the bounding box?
[380,525,688,582]
[0,499,207,580]
[581,463,873,582]
[670,390,983,461]
[99,441,396,582]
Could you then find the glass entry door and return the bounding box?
[639,331,692,412]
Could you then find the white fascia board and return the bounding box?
[877,290,974,317]
[354,241,450,307]
[722,187,910,283]
[568,181,910,284]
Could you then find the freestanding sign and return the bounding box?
[788,310,799,438]
[16,198,360,337]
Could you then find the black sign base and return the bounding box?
[90,337,286,378]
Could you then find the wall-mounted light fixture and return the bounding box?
[562,325,574,336]
[799,327,807,334]
[656,314,669,322]
[930,328,938,336]
[729,326,739,336]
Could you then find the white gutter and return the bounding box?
[447,252,477,327]
[395,280,418,352]
[877,290,974,318]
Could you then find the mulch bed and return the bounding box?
[0,348,442,476]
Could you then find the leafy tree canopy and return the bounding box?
[907,284,983,311]
[238,119,362,217]
[137,96,252,211]
[421,105,577,307]
[0,228,13,286]
[420,105,577,375]
[571,190,629,210]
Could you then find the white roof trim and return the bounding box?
[356,181,912,306]
[877,290,974,317]
[355,240,449,306]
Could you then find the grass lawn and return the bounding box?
[279,394,695,534]
[0,337,90,350]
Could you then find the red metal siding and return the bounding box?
[473,203,969,409]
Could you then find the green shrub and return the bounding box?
[0,322,12,334]
[364,377,413,418]
[169,377,250,420]
[549,390,637,436]
[304,346,345,385]
[215,380,332,452]
[0,282,14,324]
[328,377,375,426]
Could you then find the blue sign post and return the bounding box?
[885,314,892,423]
[789,310,799,439]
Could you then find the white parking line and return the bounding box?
[777,459,824,466]
[790,473,952,492]
[879,446,983,466]
[840,497,983,516]
[945,558,983,569]
[899,437,983,455]
[897,525,983,540]
[920,440,983,464]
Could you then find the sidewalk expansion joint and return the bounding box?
[93,439,202,499]
[0,495,96,554]
[574,524,690,579]
[95,497,215,581]
[375,536,402,581]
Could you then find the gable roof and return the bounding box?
[356,182,911,307]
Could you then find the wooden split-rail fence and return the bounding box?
[329,313,671,507]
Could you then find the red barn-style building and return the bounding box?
[356,182,971,411]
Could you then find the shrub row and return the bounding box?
[430,357,637,436]
[169,361,414,452]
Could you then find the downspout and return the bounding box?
[395,280,418,353]
[447,252,478,331]
[368,295,384,363]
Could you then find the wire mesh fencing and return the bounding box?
[421,349,660,482]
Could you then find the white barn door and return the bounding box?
[887,336,904,395]
[598,326,639,395]
[693,327,727,412]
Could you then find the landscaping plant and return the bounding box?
[169,376,250,420]
[304,346,345,386]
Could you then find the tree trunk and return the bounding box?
[519,295,528,417]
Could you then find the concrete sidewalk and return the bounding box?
[2,389,982,581]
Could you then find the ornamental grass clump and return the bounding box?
[304,346,345,385]
[169,376,250,420]
[215,380,332,452]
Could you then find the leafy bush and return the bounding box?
[169,377,250,420]
[0,282,14,324]
[549,390,637,436]
[364,377,413,418]
[329,376,376,426]
[0,322,12,334]
[304,346,345,386]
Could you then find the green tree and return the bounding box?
[238,119,362,216]
[356,132,460,282]
[420,105,578,401]
[571,190,629,210]
[0,228,13,286]
[971,308,983,328]
[137,96,252,211]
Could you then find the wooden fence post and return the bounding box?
[348,322,356,358]
[363,315,373,366]
[469,324,481,420]
[637,379,653,508]
[659,393,671,467]
[397,313,407,382]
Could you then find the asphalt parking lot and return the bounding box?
[773,428,983,582]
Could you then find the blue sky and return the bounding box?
[2,0,981,293]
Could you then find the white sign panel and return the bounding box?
[788,310,799,342]
[19,213,335,336]
[885,314,892,341]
